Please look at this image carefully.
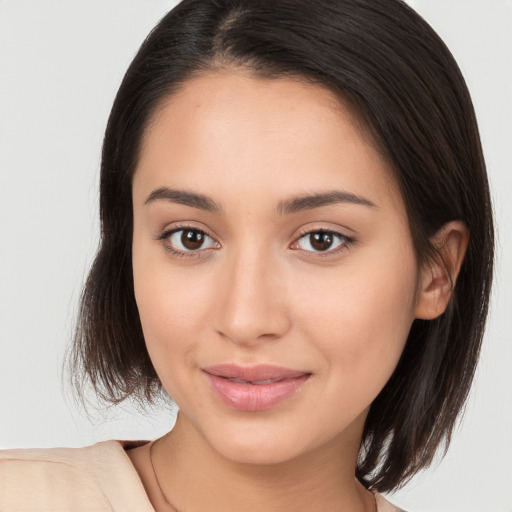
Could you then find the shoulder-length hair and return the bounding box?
[70,0,494,492]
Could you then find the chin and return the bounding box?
[198,416,333,467]
[214,437,303,466]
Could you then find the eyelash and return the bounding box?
[157,225,354,259]
[293,228,354,258]
[157,224,219,259]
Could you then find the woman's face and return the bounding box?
[132,72,425,464]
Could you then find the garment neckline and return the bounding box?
[116,439,399,512]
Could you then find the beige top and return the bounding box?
[0,440,404,511]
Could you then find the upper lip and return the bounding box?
[202,364,310,382]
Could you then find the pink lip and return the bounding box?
[202,364,311,412]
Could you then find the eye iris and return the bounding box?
[181,230,205,250]
[310,232,333,251]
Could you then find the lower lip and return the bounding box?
[204,372,310,412]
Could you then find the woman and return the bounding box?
[0,1,494,511]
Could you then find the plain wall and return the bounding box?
[0,1,510,511]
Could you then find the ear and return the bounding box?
[415,221,469,320]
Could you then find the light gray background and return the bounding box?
[0,1,510,511]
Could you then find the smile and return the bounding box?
[202,364,311,412]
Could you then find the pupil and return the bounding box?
[181,230,204,250]
[310,232,333,251]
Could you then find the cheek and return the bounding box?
[134,276,203,401]
[132,240,215,388]
[294,248,419,388]
[134,271,209,345]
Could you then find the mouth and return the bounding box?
[202,364,312,411]
[221,377,291,385]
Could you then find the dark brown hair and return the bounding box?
[70,0,494,492]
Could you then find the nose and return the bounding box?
[214,248,291,347]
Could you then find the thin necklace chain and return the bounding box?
[149,438,378,512]
[150,438,181,512]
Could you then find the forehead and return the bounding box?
[134,72,402,212]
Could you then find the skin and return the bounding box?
[128,71,468,512]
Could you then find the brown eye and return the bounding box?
[165,228,219,253]
[181,229,206,250]
[310,232,333,251]
[296,230,347,253]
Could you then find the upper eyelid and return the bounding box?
[162,226,218,244]
[159,225,348,240]
[294,226,352,242]
[158,226,219,258]
[158,224,353,252]
[296,227,345,237]
[159,222,216,239]
[292,229,350,248]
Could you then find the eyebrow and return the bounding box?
[144,187,222,213]
[144,187,376,214]
[276,191,377,214]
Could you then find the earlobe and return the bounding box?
[415,221,469,320]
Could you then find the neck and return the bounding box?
[150,412,373,512]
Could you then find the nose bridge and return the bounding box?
[215,242,289,345]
